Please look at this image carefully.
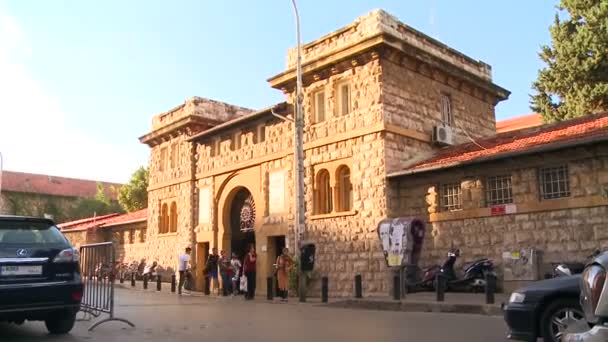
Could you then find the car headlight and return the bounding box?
[581,264,606,323]
[509,292,525,304]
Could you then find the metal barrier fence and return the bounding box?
[80,242,135,331]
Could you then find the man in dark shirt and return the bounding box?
[206,248,219,295]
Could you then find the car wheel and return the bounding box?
[540,298,587,342]
[45,311,76,335]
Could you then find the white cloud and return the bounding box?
[0,12,146,184]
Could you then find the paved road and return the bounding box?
[0,289,510,342]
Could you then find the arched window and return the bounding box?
[315,169,332,214]
[169,202,178,233]
[336,166,353,212]
[160,203,169,234]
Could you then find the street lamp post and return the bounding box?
[290,0,307,303]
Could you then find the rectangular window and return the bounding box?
[234,131,242,150]
[486,175,513,206]
[209,139,220,157]
[313,90,326,123]
[440,183,462,211]
[258,125,266,143]
[170,143,179,168]
[128,230,135,244]
[159,147,168,171]
[337,82,351,116]
[440,93,452,126]
[539,165,570,199]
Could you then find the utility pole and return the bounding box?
[290,0,307,303]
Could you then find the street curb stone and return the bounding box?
[325,299,503,316]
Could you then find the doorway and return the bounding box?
[271,235,286,298]
[196,242,209,293]
[229,188,256,260]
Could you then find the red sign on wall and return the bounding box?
[491,205,506,216]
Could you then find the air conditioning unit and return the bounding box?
[432,125,454,146]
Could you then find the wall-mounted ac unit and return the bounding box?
[432,125,454,146]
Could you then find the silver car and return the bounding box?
[564,252,608,342]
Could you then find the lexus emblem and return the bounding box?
[16,249,28,257]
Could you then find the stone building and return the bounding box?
[138,9,511,296]
[59,209,148,266]
[389,113,608,290]
[0,170,121,223]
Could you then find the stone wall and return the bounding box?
[110,223,148,265]
[152,96,252,130]
[62,228,107,250]
[389,143,608,288]
[0,191,82,223]
[146,181,195,271]
[306,133,389,297]
[381,57,497,149]
[286,9,492,82]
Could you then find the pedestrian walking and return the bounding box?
[230,253,242,296]
[243,244,257,300]
[219,250,233,296]
[177,247,191,295]
[206,248,220,295]
[275,247,293,302]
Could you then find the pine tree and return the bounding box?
[530,0,608,122]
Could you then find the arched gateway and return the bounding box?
[228,187,256,259]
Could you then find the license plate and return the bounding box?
[0,265,43,276]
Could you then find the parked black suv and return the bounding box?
[0,215,83,334]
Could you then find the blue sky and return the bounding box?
[0,0,557,183]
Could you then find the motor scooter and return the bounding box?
[550,249,601,278]
[437,249,495,292]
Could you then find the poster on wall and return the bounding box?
[376,218,426,268]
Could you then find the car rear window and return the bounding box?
[0,221,69,246]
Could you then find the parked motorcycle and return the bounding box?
[437,249,495,292]
[551,249,601,278]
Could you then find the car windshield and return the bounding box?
[0,221,68,246]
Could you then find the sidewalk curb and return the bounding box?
[325,299,503,316]
[115,284,503,316]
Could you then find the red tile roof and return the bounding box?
[58,209,147,231]
[496,113,543,133]
[100,208,148,228]
[389,113,608,177]
[0,171,122,200]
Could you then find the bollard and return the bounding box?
[171,274,176,293]
[157,275,162,291]
[321,276,328,303]
[354,274,363,298]
[393,274,401,300]
[435,274,445,302]
[131,272,136,287]
[267,277,273,300]
[143,275,148,290]
[485,273,496,304]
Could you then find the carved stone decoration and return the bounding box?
[238,193,256,232]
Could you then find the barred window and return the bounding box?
[486,175,513,206]
[539,165,570,199]
[440,183,462,211]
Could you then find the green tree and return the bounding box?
[118,167,149,212]
[68,182,123,221]
[530,0,608,122]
